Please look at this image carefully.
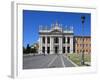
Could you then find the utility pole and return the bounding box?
[81,16,85,65]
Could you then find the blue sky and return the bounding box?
[23,10,91,47]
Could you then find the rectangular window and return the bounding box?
[47,47,50,54]
[42,37,45,43]
[42,47,45,53]
[77,50,79,53]
[67,47,70,53]
[47,37,50,43]
[63,37,66,43]
[67,37,70,44]
[54,37,59,43]
[63,47,65,53]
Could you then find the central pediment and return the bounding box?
[50,29,62,33]
[50,22,63,33]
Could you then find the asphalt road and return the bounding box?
[23,54,75,69]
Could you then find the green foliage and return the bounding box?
[30,47,37,53]
[23,44,38,54]
[68,53,91,66]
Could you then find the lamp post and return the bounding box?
[81,16,85,65]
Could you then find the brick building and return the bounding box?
[74,36,91,54]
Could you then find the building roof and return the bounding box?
[39,22,74,35]
[74,36,91,38]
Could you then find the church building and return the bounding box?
[38,22,74,55]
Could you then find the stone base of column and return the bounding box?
[38,50,42,54]
[59,50,62,54]
[50,50,54,54]
[70,50,73,54]
[45,50,47,55]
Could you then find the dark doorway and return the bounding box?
[55,46,58,54]
[67,47,70,53]
[42,47,45,53]
[47,47,50,54]
[42,37,45,43]
[63,47,65,53]
[67,37,70,44]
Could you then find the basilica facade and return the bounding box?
[38,22,74,54]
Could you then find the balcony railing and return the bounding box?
[39,25,73,33]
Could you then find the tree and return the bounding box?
[30,46,38,56]
[23,46,26,54]
[26,44,31,54]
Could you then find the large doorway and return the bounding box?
[47,47,50,54]
[67,47,70,53]
[55,46,58,54]
[63,47,65,54]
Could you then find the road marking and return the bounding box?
[39,56,50,68]
[60,55,66,67]
[47,55,57,67]
[67,57,78,67]
[63,54,78,67]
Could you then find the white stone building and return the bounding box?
[39,22,74,55]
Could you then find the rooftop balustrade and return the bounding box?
[39,23,74,33]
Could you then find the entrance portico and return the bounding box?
[39,22,74,54]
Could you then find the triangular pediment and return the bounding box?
[50,29,62,33]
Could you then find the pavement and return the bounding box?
[23,54,75,69]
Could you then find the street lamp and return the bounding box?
[81,16,85,65]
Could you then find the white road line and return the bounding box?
[60,55,66,67]
[63,54,78,67]
[39,56,50,68]
[47,55,57,67]
[67,57,78,67]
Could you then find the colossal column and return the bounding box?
[50,36,53,54]
[45,36,47,54]
[65,36,68,54]
[39,36,42,54]
[70,36,73,53]
[59,37,62,54]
